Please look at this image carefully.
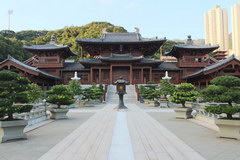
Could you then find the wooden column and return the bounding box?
[110,65,112,84]
[130,65,133,84]
[99,68,102,84]
[141,68,143,84]
[90,68,93,84]
[149,67,152,81]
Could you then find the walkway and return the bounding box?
[38,85,205,160]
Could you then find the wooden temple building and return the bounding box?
[1,32,240,88]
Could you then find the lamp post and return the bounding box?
[115,76,128,109]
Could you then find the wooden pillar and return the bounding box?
[141,68,143,84]
[206,80,208,88]
[130,65,133,84]
[99,68,102,84]
[149,67,152,81]
[110,65,112,84]
[90,68,93,84]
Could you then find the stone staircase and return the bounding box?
[106,85,136,103]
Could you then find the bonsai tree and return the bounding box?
[46,85,74,108]
[201,75,240,119]
[0,70,33,120]
[171,83,198,107]
[68,80,82,96]
[140,85,158,100]
[27,83,44,103]
[157,79,176,99]
[82,85,104,101]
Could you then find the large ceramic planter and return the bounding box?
[215,119,240,140]
[0,119,28,143]
[174,107,193,119]
[49,107,69,120]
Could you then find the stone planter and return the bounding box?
[215,119,240,140]
[159,101,169,108]
[174,107,193,119]
[49,107,69,120]
[0,119,28,143]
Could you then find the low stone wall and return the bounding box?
[13,104,48,126]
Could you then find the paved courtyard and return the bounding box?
[0,85,240,160]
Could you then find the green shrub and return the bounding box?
[0,70,33,120]
[205,106,240,119]
[202,76,240,119]
[82,85,104,101]
[46,85,74,108]
[27,83,44,103]
[170,83,198,107]
[68,80,82,96]
[157,79,176,98]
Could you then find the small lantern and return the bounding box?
[115,76,127,94]
[114,76,128,109]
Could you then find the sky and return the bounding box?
[0,0,239,40]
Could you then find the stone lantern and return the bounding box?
[115,76,128,109]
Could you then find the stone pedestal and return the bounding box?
[49,108,69,120]
[215,119,240,140]
[0,119,27,143]
[174,107,193,119]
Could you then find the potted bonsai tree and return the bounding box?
[82,85,104,107]
[46,85,74,119]
[68,80,82,108]
[27,83,44,104]
[140,84,158,106]
[157,79,176,108]
[171,83,198,119]
[201,75,240,139]
[0,70,33,142]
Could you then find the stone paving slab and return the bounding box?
[38,104,117,160]
[148,111,240,160]
[127,104,205,160]
[0,112,94,160]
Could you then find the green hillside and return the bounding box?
[0,21,183,62]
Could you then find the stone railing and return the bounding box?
[194,108,221,119]
[13,104,48,126]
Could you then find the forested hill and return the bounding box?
[0,22,127,61]
[32,22,127,55]
[0,21,183,61]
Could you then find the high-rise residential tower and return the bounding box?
[231,2,240,58]
[204,6,229,54]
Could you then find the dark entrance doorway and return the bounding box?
[112,67,130,84]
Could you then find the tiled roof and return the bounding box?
[166,36,219,57]
[23,43,77,57]
[62,62,89,71]
[183,55,238,79]
[76,32,166,43]
[23,43,69,50]
[100,53,143,61]
[154,62,181,71]
[0,55,60,79]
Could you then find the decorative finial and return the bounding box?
[186,35,193,45]
[71,71,81,81]
[162,71,172,80]
[134,27,140,33]
[102,28,108,34]
[50,35,56,44]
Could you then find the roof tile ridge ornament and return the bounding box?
[49,35,56,44]
[186,35,193,45]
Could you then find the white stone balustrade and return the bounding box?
[13,104,48,126]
